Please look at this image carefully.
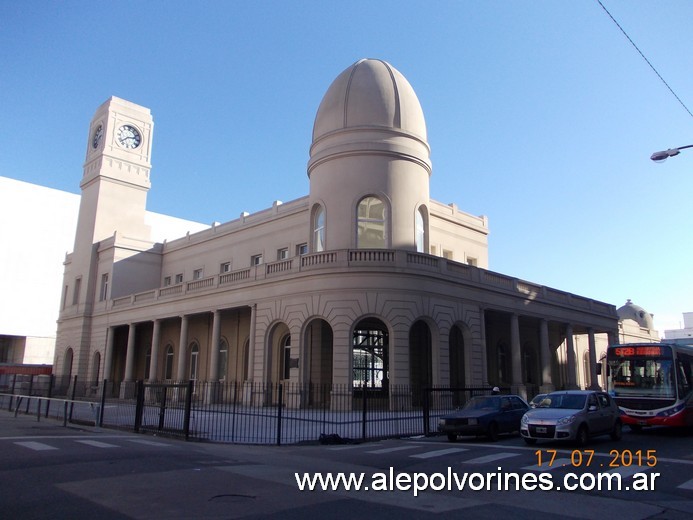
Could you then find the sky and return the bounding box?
[1,1,691,334]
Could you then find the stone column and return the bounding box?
[565,324,577,389]
[124,324,136,381]
[510,313,526,399]
[177,315,189,381]
[245,305,258,405]
[588,328,599,390]
[479,308,488,386]
[207,310,222,403]
[539,319,554,392]
[149,319,161,382]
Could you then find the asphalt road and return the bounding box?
[1,411,691,519]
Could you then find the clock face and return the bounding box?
[92,124,103,149]
[117,125,141,149]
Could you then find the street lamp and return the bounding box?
[650,144,693,162]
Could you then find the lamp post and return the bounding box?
[650,144,693,162]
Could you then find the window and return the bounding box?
[100,273,109,301]
[297,243,308,256]
[430,245,437,256]
[466,257,478,267]
[164,276,172,286]
[251,254,263,266]
[443,249,453,260]
[415,208,426,253]
[220,262,231,274]
[313,206,325,252]
[193,268,203,280]
[357,197,386,248]
[62,285,69,310]
[277,248,288,261]
[190,343,199,380]
[164,345,174,380]
[72,277,82,305]
[175,273,183,284]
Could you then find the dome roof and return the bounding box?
[312,59,427,143]
[617,300,655,330]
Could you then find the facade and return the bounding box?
[54,59,620,406]
[664,312,693,345]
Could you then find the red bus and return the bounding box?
[606,343,693,430]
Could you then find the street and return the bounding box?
[1,411,691,519]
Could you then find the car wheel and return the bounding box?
[610,420,622,441]
[447,433,457,442]
[576,424,589,447]
[523,437,537,446]
[629,424,643,433]
[488,422,499,442]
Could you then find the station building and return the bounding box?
[54,59,621,406]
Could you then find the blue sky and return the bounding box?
[1,1,691,333]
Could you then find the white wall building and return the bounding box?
[664,312,693,345]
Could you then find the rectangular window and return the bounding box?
[163,276,172,286]
[297,243,308,256]
[62,285,69,310]
[220,262,231,274]
[193,268,203,280]
[430,245,437,256]
[175,273,183,284]
[277,248,289,260]
[443,249,453,260]
[100,273,109,301]
[251,254,263,266]
[466,256,478,267]
[72,277,82,305]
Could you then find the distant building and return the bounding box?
[0,176,207,367]
[664,312,693,346]
[54,59,620,404]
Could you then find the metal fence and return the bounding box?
[2,375,518,445]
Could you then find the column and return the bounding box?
[479,308,488,386]
[176,315,189,381]
[588,328,599,390]
[565,324,577,389]
[539,319,554,392]
[149,319,161,381]
[510,313,526,398]
[245,304,258,405]
[207,310,222,403]
[124,324,136,381]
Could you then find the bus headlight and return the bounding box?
[657,404,685,417]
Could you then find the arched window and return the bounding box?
[164,345,174,380]
[415,207,426,253]
[352,319,389,393]
[218,338,228,381]
[189,343,199,380]
[313,206,325,252]
[357,196,387,249]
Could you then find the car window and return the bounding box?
[597,393,610,408]
[500,397,511,410]
[463,396,499,411]
[511,396,528,410]
[587,394,598,408]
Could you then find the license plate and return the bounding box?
[536,427,547,433]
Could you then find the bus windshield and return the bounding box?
[608,357,676,399]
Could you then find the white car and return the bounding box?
[520,390,622,446]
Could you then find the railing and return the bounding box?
[3,376,511,445]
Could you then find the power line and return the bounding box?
[596,0,693,119]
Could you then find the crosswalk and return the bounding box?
[326,441,693,492]
[12,437,173,452]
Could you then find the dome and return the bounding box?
[312,59,427,141]
[617,300,655,330]
[308,59,431,175]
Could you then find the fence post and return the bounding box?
[422,388,430,436]
[134,380,144,433]
[183,380,193,441]
[68,375,77,422]
[158,386,168,431]
[276,383,283,446]
[99,379,107,427]
[361,384,367,441]
[9,375,17,411]
[45,375,54,418]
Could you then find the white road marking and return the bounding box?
[367,445,420,454]
[14,441,58,451]
[464,452,520,464]
[75,440,119,448]
[410,447,468,459]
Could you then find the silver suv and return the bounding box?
[520,390,622,446]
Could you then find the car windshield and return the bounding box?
[463,396,500,411]
[538,394,586,410]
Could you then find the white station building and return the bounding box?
[52,59,625,406]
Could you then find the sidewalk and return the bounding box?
[0,409,104,438]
